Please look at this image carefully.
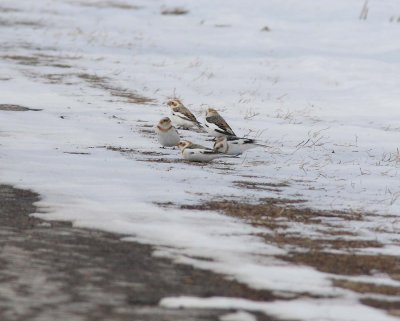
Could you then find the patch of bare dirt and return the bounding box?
[181,199,361,230]
[178,197,399,315]
[0,104,41,112]
[334,280,400,296]
[264,234,382,251]
[283,252,400,277]
[360,298,400,317]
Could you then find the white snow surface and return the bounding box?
[160,296,400,321]
[0,0,400,320]
[219,310,257,321]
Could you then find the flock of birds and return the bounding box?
[154,99,267,162]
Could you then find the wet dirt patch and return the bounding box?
[78,73,156,105]
[0,104,41,111]
[0,184,283,321]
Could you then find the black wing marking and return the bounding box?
[206,115,236,136]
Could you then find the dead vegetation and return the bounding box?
[77,73,156,105]
[0,6,19,13]
[75,1,140,10]
[2,55,41,65]
[0,18,43,28]
[234,180,289,192]
[18,71,156,105]
[1,54,73,68]
[105,146,165,157]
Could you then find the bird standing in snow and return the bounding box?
[204,108,236,137]
[155,117,180,147]
[177,140,232,162]
[167,99,202,129]
[213,136,267,155]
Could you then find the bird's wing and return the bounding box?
[188,143,212,150]
[231,138,255,145]
[206,115,236,136]
[173,107,199,123]
[230,137,268,147]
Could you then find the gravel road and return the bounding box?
[0,184,277,321]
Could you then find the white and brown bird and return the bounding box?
[213,136,267,155]
[167,99,202,129]
[155,117,180,147]
[177,140,232,162]
[204,108,236,137]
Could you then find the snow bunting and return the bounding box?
[205,108,236,137]
[177,140,232,162]
[155,117,180,147]
[167,99,202,129]
[213,136,267,155]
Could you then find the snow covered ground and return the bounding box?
[1,0,400,320]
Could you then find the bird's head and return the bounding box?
[167,99,182,109]
[206,108,218,117]
[213,136,228,153]
[177,140,191,151]
[158,117,172,129]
